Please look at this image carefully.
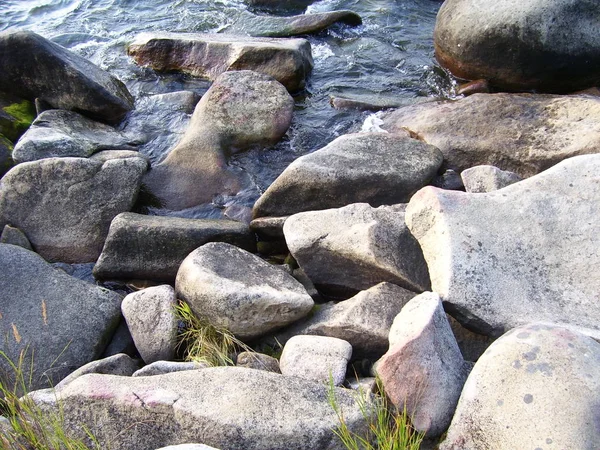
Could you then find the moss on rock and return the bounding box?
[0,99,36,141]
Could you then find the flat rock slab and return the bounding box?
[0,244,122,390]
[382,93,600,177]
[253,133,443,218]
[284,203,430,295]
[13,109,138,163]
[0,156,147,263]
[176,242,314,340]
[94,212,256,282]
[440,323,600,449]
[128,32,313,93]
[0,30,133,124]
[30,367,367,450]
[405,154,600,338]
[224,10,362,37]
[434,0,600,93]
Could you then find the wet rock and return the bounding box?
[133,361,208,377]
[121,285,178,364]
[0,30,133,124]
[461,165,522,193]
[176,242,314,340]
[236,352,280,373]
[128,33,313,93]
[13,109,139,163]
[279,335,352,385]
[0,224,32,250]
[94,212,256,282]
[273,282,416,358]
[440,323,600,449]
[456,79,490,96]
[405,154,600,338]
[224,10,362,37]
[0,156,147,263]
[0,94,36,141]
[56,354,141,389]
[245,0,318,14]
[283,203,430,295]
[143,71,294,211]
[0,244,122,390]
[382,93,600,177]
[377,292,469,438]
[253,133,443,218]
[30,367,367,450]
[330,94,419,112]
[435,0,600,93]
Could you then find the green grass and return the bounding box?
[174,301,252,367]
[0,350,101,450]
[328,377,424,450]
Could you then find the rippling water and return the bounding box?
[0,0,453,218]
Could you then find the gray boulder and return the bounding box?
[0,224,32,250]
[279,335,352,386]
[128,33,313,93]
[274,282,417,358]
[0,156,147,263]
[176,242,314,340]
[0,30,133,124]
[30,367,368,450]
[122,285,179,364]
[236,352,280,373]
[253,133,443,218]
[0,244,122,390]
[434,0,600,93]
[377,292,469,438]
[12,110,139,163]
[56,354,141,389]
[143,70,294,211]
[382,93,600,177]
[440,323,600,449]
[94,212,256,282]
[405,154,600,338]
[461,165,522,193]
[283,203,430,295]
[133,361,208,377]
[224,10,362,37]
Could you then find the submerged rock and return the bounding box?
[405,154,600,338]
[0,156,147,263]
[143,70,293,211]
[434,0,600,93]
[253,133,443,218]
[176,242,314,340]
[440,323,600,449]
[128,33,313,93]
[0,30,133,124]
[283,203,430,295]
[382,93,600,177]
[94,212,256,282]
[224,10,362,37]
[30,367,368,450]
[0,244,122,390]
[13,109,139,163]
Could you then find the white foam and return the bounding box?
[360,111,388,133]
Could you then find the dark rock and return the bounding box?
[0,135,12,177]
[431,169,464,190]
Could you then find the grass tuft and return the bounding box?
[328,376,424,450]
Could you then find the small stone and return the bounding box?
[236,352,280,373]
[461,165,523,193]
[0,224,32,250]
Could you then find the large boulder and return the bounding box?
[0,30,133,124]
[440,323,600,449]
[143,70,294,211]
[176,242,314,340]
[382,93,600,177]
[405,154,600,339]
[377,292,469,438]
[283,203,430,296]
[0,244,122,390]
[434,0,600,93]
[253,133,443,218]
[30,367,368,450]
[128,33,313,93]
[13,109,139,163]
[0,156,147,263]
[93,212,256,282]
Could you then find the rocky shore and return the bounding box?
[1,0,600,449]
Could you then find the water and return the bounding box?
[0,0,453,219]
